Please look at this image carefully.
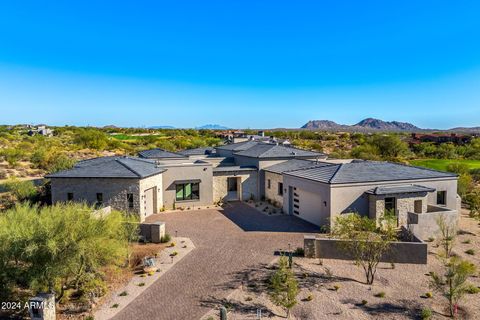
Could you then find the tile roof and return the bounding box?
[213,165,258,173]
[366,184,436,195]
[178,147,215,156]
[46,156,166,179]
[215,140,260,152]
[138,148,187,159]
[285,161,457,184]
[234,144,325,159]
[263,159,319,174]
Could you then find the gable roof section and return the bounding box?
[215,140,260,152]
[46,156,166,179]
[234,144,325,159]
[178,147,215,156]
[263,159,319,174]
[285,161,456,184]
[138,148,187,159]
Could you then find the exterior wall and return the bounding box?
[282,174,331,227]
[50,174,164,222]
[213,170,258,202]
[50,177,142,213]
[264,171,284,207]
[330,177,458,228]
[138,173,163,220]
[215,149,235,158]
[368,193,428,226]
[408,209,458,240]
[160,163,213,209]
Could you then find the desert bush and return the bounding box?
[3,177,37,201]
[420,307,432,320]
[269,256,299,318]
[374,291,386,298]
[160,233,172,243]
[465,283,480,294]
[465,249,475,255]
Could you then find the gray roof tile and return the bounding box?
[234,144,325,159]
[215,141,260,152]
[46,156,165,179]
[264,159,319,174]
[138,148,187,159]
[366,184,436,195]
[285,161,456,184]
[178,147,215,156]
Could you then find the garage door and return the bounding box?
[144,187,155,216]
[291,187,328,227]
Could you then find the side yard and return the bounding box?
[202,210,480,320]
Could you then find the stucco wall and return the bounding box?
[160,163,213,209]
[213,170,258,202]
[264,171,283,207]
[282,174,331,228]
[138,173,163,220]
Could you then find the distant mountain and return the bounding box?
[195,124,229,130]
[149,125,176,129]
[447,127,480,133]
[301,118,421,132]
[301,120,348,130]
[354,118,420,131]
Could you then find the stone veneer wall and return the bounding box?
[368,193,428,226]
[51,177,142,213]
[213,170,258,202]
[264,171,284,207]
[50,173,163,222]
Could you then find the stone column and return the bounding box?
[304,235,317,258]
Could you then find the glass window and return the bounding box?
[176,183,200,201]
[437,191,447,205]
[127,193,134,208]
[278,182,283,196]
[96,193,103,208]
[67,192,74,201]
[267,179,271,189]
[384,197,395,214]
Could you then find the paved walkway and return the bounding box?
[113,202,319,320]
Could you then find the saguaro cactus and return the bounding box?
[220,306,227,320]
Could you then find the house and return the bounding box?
[47,141,459,239]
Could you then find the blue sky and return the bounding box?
[0,1,479,129]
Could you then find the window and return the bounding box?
[267,179,271,189]
[384,197,396,214]
[414,200,422,213]
[176,182,200,201]
[127,193,134,209]
[278,182,283,196]
[67,192,74,201]
[96,193,103,208]
[437,191,447,205]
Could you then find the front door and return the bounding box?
[226,177,239,201]
[144,187,155,216]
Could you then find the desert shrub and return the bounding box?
[74,128,109,150]
[111,303,119,308]
[465,283,480,294]
[305,294,313,301]
[294,247,305,256]
[462,239,471,244]
[269,256,299,318]
[420,307,432,320]
[3,177,37,201]
[425,292,433,298]
[0,148,25,166]
[0,203,130,302]
[119,291,128,296]
[465,249,475,255]
[374,291,386,298]
[333,285,340,291]
[361,300,368,305]
[137,282,145,287]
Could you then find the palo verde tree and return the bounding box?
[436,215,457,259]
[430,256,476,318]
[0,203,132,302]
[331,213,397,285]
[269,255,299,319]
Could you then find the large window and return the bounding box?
[437,191,447,205]
[176,182,200,201]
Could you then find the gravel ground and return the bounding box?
[201,209,480,320]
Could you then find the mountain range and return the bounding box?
[301,118,479,133]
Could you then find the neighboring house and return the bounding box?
[47,141,459,239]
[27,125,54,137]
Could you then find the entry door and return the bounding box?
[226,177,239,201]
[144,187,155,216]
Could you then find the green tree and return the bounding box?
[465,191,480,218]
[74,128,109,150]
[0,203,129,302]
[430,256,476,318]
[437,215,456,259]
[369,135,410,159]
[332,213,397,284]
[4,177,37,201]
[457,174,474,198]
[269,256,299,318]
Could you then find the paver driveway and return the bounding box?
[114,202,319,320]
